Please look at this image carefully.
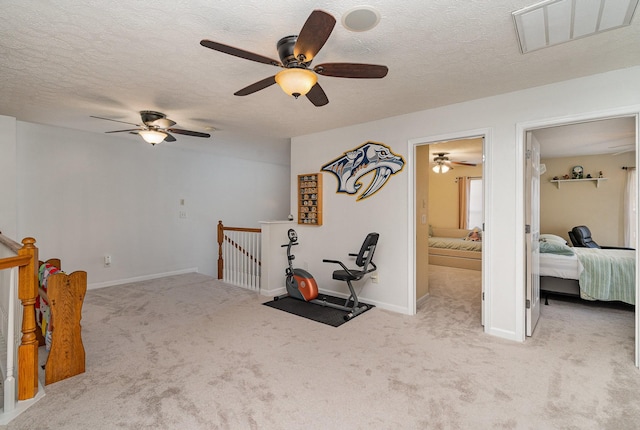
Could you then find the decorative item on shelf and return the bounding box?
[563,174,570,180]
[571,165,583,179]
[553,176,559,180]
[586,174,592,178]
[598,171,604,178]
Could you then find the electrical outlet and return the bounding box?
[371,274,379,284]
[104,255,112,267]
[179,210,187,219]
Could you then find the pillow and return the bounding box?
[539,241,574,256]
[465,227,482,242]
[539,234,567,245]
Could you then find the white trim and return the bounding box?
[636,114,640,369]
[87,267,199,290]
[317,288,411,315]
[407,143,416,315]
[408,128,492,330]
[0,381,45,425]
[515,105,640,367]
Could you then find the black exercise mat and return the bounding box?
[263,295,374,327]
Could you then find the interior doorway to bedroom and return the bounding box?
[415,136,485,323]
[522,112,639,367]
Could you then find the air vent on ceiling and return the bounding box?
[512,0,638,54]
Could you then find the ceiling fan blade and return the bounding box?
[105,129,141,133]
[451,161,477,166]
[167,128,211,138]
[163,133,176,142]
[200,39,282,66]
[294,10,336,63]
[314,63,389,78]
[306,83,329,107]
[234,75,277,96]
[150,118,176,129]
[90,115,140,127]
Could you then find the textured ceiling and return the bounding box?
[1,0,639,148]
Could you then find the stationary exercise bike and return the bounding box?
[275,228,379,320]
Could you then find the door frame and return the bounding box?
[516,107,640,367]
[408,127,492,325]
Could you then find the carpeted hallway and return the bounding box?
[2,265,639,429]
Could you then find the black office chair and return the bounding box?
[322,233,379,320]
[568,225,634,250]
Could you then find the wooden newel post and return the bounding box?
[217,221,224,279]
[17,237,38,400]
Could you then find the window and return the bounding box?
[467,178,483,228]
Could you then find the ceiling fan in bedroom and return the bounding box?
[90,111,211,145]
[199,9,389,106]
[432,153,477,173]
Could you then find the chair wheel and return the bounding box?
[344,313,353,321]
[274,296,279,301]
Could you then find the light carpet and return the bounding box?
[2,265,639,429]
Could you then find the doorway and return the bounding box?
[519,111,639,367]
[411,130,489,326]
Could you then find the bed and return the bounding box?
[429,227,482,271]
[538,235,636,305]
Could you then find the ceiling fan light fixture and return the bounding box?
[139,129,167,145]
[275,68,317,98]
[432,162,450,174]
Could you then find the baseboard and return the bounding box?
[316,288,412,315]
[0,381,46,425]
[87,267,199,290]
[416,292,430,306]
[260,286,286,297]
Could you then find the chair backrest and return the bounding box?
[355,232,379,269]
[571,225,600,248]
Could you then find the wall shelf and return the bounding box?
[297,173,322,226]
[550,178,607,189]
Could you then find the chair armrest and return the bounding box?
[323,258,348,270]
[601,246,635,250]
[323,259,358,277]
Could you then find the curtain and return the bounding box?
[458,176,469,229]
[624,168,636,248]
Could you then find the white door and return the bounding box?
[526,132,541,336]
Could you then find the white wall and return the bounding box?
[7,121,290,288]
[0,116,17,239]
[291,66,640,341]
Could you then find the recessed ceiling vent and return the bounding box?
[342,6,381,32]
[512,0,638,53]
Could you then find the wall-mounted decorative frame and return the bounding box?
[298,173,322,225]
[321,141,405,201]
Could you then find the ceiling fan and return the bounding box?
[200,9,388,106]
[432,153,477,173]
[91,111,211,145]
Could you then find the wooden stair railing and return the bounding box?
[217,221,262,289]
[0,233,39,401]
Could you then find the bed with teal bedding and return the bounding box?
[574,248,635,305]
[539,239,636,305]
